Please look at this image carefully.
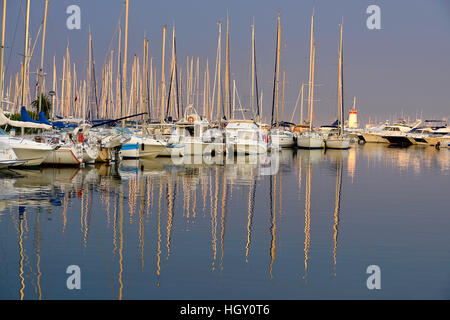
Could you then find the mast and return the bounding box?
[275,12,281,127]
[307,12,315,131]
[300,83,304,124]
[216,21,222,122]
[87,30,92,120]
[123,0,129,115]
[281,70,285,122]
[250,21,255,118]
[310,41,316,131]
[117,26,121,119]
[225,13,231,119]
[271,11,281,127]
[339,21,345,135]
[20,0,30,108]
[51,55,56,119]
[0,0,6,111]
[37,0,49,115]
[160,26,166,122]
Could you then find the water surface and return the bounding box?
[1,145,449,299]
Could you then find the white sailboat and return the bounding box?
[41,131,84,165]
[297,12,324,149]
[325,21,351,150]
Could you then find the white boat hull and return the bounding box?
[226,142,267,155]
[12,146,53,166]
[120,142,166,159]
[325,136,351,149]
[361,133,388,143]
[158,144,185,157]
[297,134,324,149]
[184,141,225,156]
[83,145,100,164]
[271,135,296,148]
[43,145,83,165]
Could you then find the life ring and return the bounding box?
[187,116,195,123]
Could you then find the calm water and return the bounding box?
[1,144,450,300]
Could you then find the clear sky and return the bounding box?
[3,0,450,125]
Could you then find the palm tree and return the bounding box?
[31,93,52,119]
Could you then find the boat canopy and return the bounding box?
[0,108,51,129]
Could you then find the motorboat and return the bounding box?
[225,120,268,155]
[0,141,25,168]
[0,128,54,166]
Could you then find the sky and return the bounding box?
[3,0,450,125]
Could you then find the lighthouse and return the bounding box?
[348,96,358,129]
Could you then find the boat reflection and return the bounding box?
[2,145,449,299]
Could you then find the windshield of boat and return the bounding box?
[0,128,8,135]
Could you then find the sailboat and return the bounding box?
[296,12,324,149]
[325,21,351,150]
[269,13,295,149]
[0,0,55,166]
[225,20,267,155]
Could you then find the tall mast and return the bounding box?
[310,41,316,131]
[51,55,55,119]
[160,26,166,122]
[250,21,255,117]
[281,70,285,122]
[87,29,92,121]
[275,12,281,127]
[340,22,344,135]
[271,11,281,127]
[123,0,129,115]
[337,21,344,136]
[0,0,7,111]
[216,21,222,122]
[37,0,49,115]
[225,13,231,119]
[20,0,30,107]
[307,12,314,131]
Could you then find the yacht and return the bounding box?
[297,131,325,149]
[295,13,324,150]
[0,141,25,168]
[175,105,224,156]
[41,131,84,165]
[119,134,167,159]
[225,120,268,155]
[270,127,296,148]
[324,22,351,150]
[0,128,54,166]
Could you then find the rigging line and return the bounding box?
[101,4,125,73]
[4,1,22,77]
[290,83,303,123]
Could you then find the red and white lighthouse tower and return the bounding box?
[348,96,358,129]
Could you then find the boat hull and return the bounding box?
[271,135,296,148]
[12,147,53,166]
[119,142,166,159]
[361,133,388,143]
[325,136,351,149]
[296,134,324,149]
[43,146,83,165]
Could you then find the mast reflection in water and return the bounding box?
[1,145,450,299]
